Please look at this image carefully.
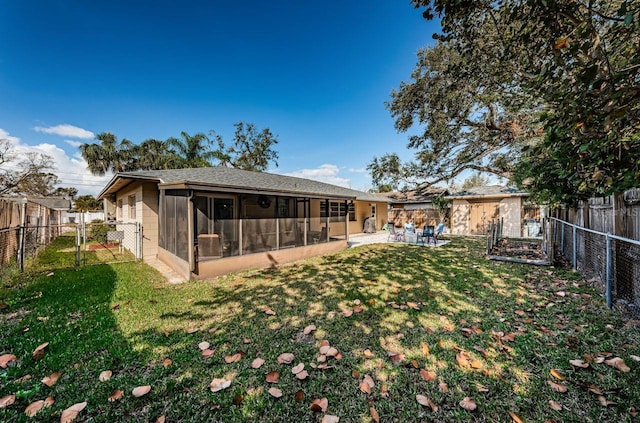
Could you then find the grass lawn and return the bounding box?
[0,236,638,422]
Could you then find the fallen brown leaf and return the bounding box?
[198,341,211,351]
[0,394,16,408]
[294,390,305,403]
[60,401,87,423]
[0,353,17,368]
[303,324,317,335]
[548,380,567,393]
[251,358,265,369]
[605,357,630,372]
[549,400,562,411]
[598,396,616,406]
[277,353,294,364]
[322,415,340,423]
[108,390,123,402]
[268,387,283,398]
[99,370,112,382]
[32,342,49,360]
[233,394,244,405]
[569,359,589,369]
[416,395,438,412]
[295,370,309,380]
[509,411,523,423]
[550,369,565,380]
[225,353,242,364]
[421,342,430,356]
[370,405,380,422]
[310,397,328,412]
[266,371,280,383]
[42,372,62,387]
[459,396,477,411]
[419,368,436,381]
[132,385,151,397]
[210,378,231,392]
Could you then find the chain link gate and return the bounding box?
[75,221,142,266]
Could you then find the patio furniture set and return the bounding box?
[387,223,445,245]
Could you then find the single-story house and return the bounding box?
[380,188,449,229]
[446,186,541,237]
[97,167,390,279]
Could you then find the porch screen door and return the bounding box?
[194,196,236,256]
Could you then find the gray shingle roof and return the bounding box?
[100,167,389,203]
[27,197,73,210]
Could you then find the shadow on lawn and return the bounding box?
[3,237,635,422]
[117,238,600,422]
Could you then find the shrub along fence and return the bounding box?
[551,217,640,320]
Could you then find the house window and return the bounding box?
[320,201,355,222]
[117,199,123,220]
[128,195,136,220]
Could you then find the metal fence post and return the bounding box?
[561,223,565,253]
[572,226,577,270]
[75,225,81,267]
[605,233,612,309]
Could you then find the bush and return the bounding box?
[90,221,110,244]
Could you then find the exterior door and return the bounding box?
[468,201,500,235]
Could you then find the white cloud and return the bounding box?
[0,128,21,144]
[281,164,351,188]
[348,167,367,173]
[64,139,84,148]
[1,128,110,196]
[33,124,94,139]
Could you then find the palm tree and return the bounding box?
[166,131,215,168]
[135,138,179,170]
[80,132,136,176]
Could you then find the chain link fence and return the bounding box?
[1,221,142,274]
[76,221,142,266]
[551,217,640,320]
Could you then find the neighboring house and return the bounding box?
[25,197,73,227]
[446,186,541,237]
[97,167,390,279]
[380,188,449,229]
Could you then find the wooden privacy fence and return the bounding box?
[554,188,640,241]
[387,209,443,229]
[0,199,23,267]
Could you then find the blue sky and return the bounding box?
[0,1,439,195]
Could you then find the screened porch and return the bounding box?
[158,189,351,273]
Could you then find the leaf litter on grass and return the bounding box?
[1,237,639,422]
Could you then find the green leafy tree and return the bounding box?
[133,138,179,170]
[211,122,279,171]
[370,35,541,190]
[80,132,136,176]
[0,139,60,196]
[380,0,639,204]
[461,173,491,190]
[53,187,78,199]
[166,131,216,168]
[74,195,102,212]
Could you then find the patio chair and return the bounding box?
[387,225,404,242]
[434,223,446,244]
[417,225,435,245]
[404,225,417,243]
